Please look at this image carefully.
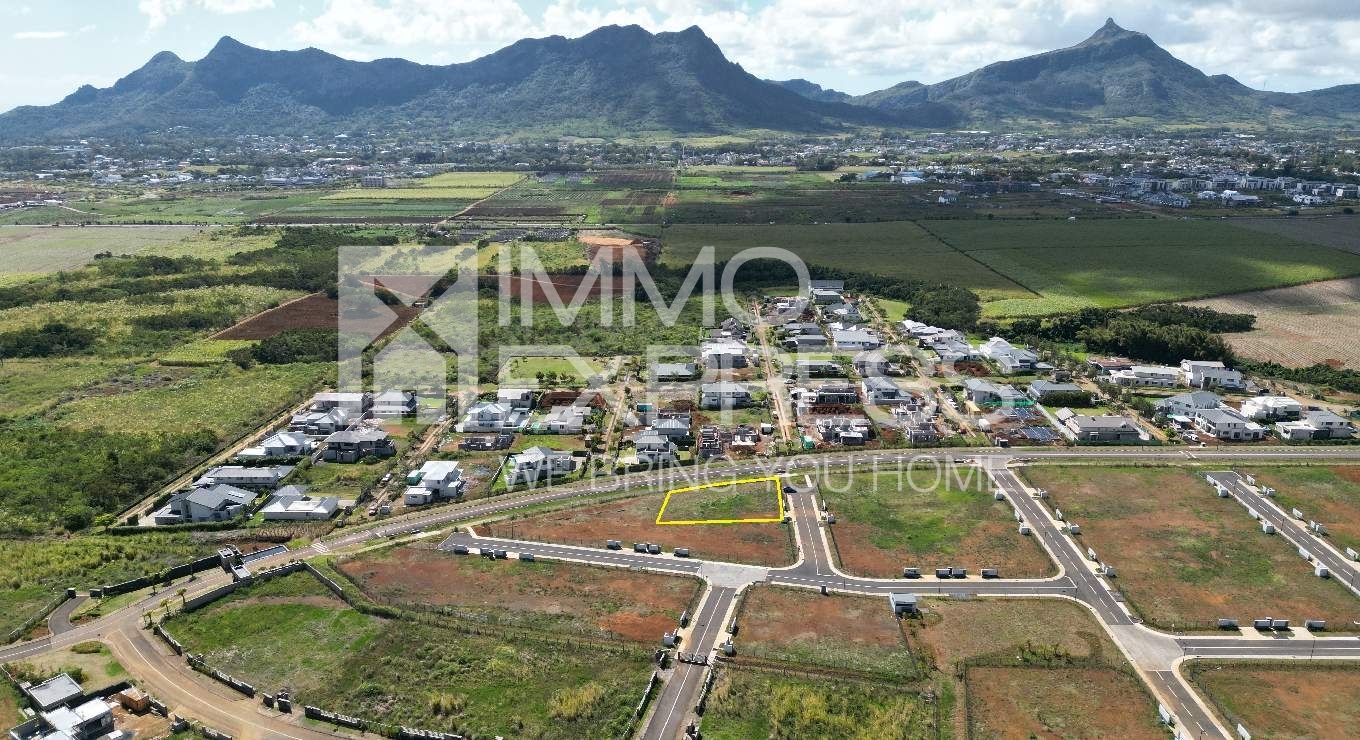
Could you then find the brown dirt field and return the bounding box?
[212,292,338,339]
[500,273,631,304]
[486,493,795,567]
[340,544,700,643]
[1189,662,1360,738]
[967,665,1164,740]
[909,598,1117,670]
[738,587,904,654]
[1024,466,1360,630]
[1184,276,1360,368]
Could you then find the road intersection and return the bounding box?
[5,445,1360,739]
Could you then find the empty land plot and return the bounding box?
[700,669,938,740]
[735,586,915,676]
[211,292,339,339]
[0,357,123,418]
[1248,466,1360,554]
[485,492,794,567]
[657,478,782,524]
[1235,215,1360,254]
[966,665,1164,740]
[910,597,1119,670]
[924,219,1360,316]
[820,470,1054,578]
[1184,276,1360,367]
[1023,466,1360,630]
[0,225,197,276]
[656,221,1031,301]
[170,569,650,738]
[339,544,699,642]
[1186,661,1360,739]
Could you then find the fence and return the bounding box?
[3,592,69,644]
[619,672,660,740]
[303,704,466,740]
[97,554,221,597]
[187,653,255,698]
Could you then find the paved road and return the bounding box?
[638,585,736,740]
[1207,470,1360,599]
[47,595,86,636]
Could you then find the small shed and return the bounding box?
[888,593,919,616]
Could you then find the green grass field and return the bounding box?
[701,669,937,740]
[51,362,327,437]
[170,570,654,738]
[0,358,126,418]
[924,219,1360,316]
[0,225,200,275]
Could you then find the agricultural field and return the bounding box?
[0,225,198,277]
[700,669,938,740]
[965,665,1164,740]
[211,292,340,340]
[0,284,300,338]
[654,221,1031,301]
[1235,214,1360,254]
[1023,466,1360,630]
[169,570,654,738]
[13,191,332,224]
[0,357,127,418]
[338,544,700,642]
[819,469,1055,578]
[1186,661,1360,739]
[657,478,783,524]
[1184,276,1360,368]
[461,181,618,221]
[485,491,795,567]
[50,362,328,437]
[1247,466,1360,554]
[924,218,1360,316]
[158,338,256,366]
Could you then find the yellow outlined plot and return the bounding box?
[655,475,786,525]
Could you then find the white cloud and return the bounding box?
[12,30,68,40]
[286,0,1360,93]
[139,0,274,30]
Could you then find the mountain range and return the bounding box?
[0,19,1356,143]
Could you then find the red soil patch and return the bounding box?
[738,587,903,653]
[967,666,1164,740]
[486,494,794,567]
[340,545,698,643]
[213,291,418,341]
[500,273,631,304]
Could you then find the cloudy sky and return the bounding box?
[2,0,1358,114]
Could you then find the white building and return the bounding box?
[496,388,534,409]
[1110,365,1180,388]
[1241,396,1303,421]
[403,460,464,506]
[1192,408,1265,441]
[700,381,752,409]
[539,405,591,434]
[260,487,340,521]
[504,447,576,486]
[1181,360,1245,390]
[459,401,529,432]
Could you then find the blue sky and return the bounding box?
[3,0,1359,114]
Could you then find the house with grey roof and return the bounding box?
[153,484,259,525]
[633,432,678,465]
[652,362,698,381]
[831,326,880,351]
[23,673,83,712]
[193,465,294,490]
[505,446,577,486]
[290,406,354,435]
[322,428,396,463]
[1154,390,1224,418]
[1276,410,1355,441]
[403,460,464,506]
[459,401,529,432]
[260,486,340,521]
[700,382,752,409]
[235,431,313,460]
[371,390,418,417]
[861,376,907,405]
[1192,407,1265,440]
[1056,408,1144,443]
[650,417,692,440]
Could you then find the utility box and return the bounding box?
[980,568,999,579]
[1217,618,1238,630]
[1054,508,1064,521]
[1262,522,1276,534]
[1018,524,1032,535]
[1086,547,1098,562]
[1315,565,1330,578]
[1291,508,1304,519]
[1068,523,1081,535]
[935,568,951,579]
[606,540,621,550]
[1101,565,1116,578]
[903,567,921,579]
[1271,618,1290,631]
[1305,619,1327,631]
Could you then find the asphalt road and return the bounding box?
[638,585,736,740]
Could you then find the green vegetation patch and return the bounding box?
[701,669,937,740]
[0,225,198,275]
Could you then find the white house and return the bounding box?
[700,382,753,409]
[1181,360,1245,390]
[290,406,354,435]
[1192,408,1265,441]
[1241,396,1303,421]
[496,388,534,409]
[831,327,881,351]
[700,338,749,369]
[978,337,1039,375]
[650,417,692,439]
[236,431,314,460]
[1154,390,1224,418]
[371,390,418,417]
[1276,410,1354,441]
[459,401,529,432]
[537,405,591,434]
[260,486,340,521]
[505,446,576,486]
[1109,365,1180,388]
[403,460,465,506]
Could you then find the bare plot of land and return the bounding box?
[1024,466,1360,630]
[1184,276,1360,368]
[967,665,1164,740]
[658,479,782,523]
[1187,661,1360,739]
[735,587,913,676]
[1249,466,1360,554]
[820,470,1055,578]
[485,493,795,567]
[340,544,700,642]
